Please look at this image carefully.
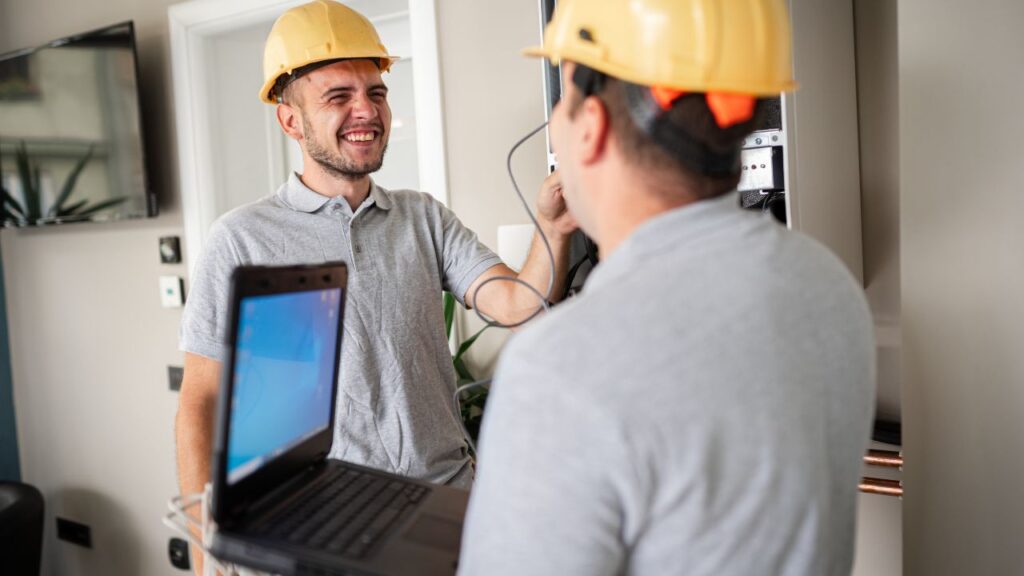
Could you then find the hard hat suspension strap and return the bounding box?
[272,57,384,103]
[624,83,744,178]
[569,64,749,178]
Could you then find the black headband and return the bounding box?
[272,57,384,102]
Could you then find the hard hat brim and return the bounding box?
[522,45,556,62]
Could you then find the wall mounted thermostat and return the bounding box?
[159,276,184,308]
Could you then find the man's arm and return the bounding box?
[175,352,222,576]
[467,171,577,326]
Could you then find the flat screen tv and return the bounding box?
[0,21,156,227]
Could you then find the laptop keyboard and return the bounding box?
[252,467,431,559]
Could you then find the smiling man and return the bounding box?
[175,2,575,571]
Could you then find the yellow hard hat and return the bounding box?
[524,0,797,97]
[259,0,399,104]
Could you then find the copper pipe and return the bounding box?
[864,449,903,469]
[859,477,902,497]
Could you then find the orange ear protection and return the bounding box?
[650,87,757,129]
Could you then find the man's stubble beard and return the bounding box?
[303,116,387,181]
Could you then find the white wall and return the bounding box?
[855,0,901,424]
[785,0,864,283]
[436,0,548,372]
[2,220,185,575]
[207,23,277,213]
[0,0,186,574]
[900,0,1024,573]
[850,2,902,574]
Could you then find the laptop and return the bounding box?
[209,263,469,576]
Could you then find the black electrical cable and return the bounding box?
[583,235,599,267]
[561,254,590,300]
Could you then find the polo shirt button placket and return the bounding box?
[353,223,364,255]
[332,202,357,269]
[348,219,362,259]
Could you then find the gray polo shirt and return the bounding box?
[180,173,501,488]
[459,193,876,575]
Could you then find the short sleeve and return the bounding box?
[457,335,628,576]
[179,222,243,361]
[437,202,502,306]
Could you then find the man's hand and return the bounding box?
[465,172,578,325]
[535,171,578,237]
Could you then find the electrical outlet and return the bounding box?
[168,365,184,392]
[56,517,92,548]
[169,537,191,570]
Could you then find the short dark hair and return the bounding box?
[279,77,302,106]
[568,75,763,201]
[274,60,335,106]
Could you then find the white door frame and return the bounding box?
[169,0,450,273]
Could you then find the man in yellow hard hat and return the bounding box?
[175,2,575,569]
[458,1,876,574]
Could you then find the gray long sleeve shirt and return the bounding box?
[459,193,876,575]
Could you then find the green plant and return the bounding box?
[444,291,490,442]
[1,140,127,226]
[1,185,17,224]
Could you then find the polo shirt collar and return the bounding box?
[368,180,393,210]
[280,172,393,213]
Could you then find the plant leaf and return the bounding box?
[32,165,43,220]
[443,292,455,339]
[453,355,477,383]
[3,187,25,218]
[57,199,88,216]
[454,326,488,363]
[49,144,94,217]
[68,196,128,219]
[15,141,39,221]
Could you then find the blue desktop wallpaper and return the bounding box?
[227,288,342,484]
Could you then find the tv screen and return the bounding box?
[0,21,155,227]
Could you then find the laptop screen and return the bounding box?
[226,287,342,485]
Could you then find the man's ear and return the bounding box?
[276,103,304,142]
[577,95,610,166]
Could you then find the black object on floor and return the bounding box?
[0,481,44,576]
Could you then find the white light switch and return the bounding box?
[159,276,184,308]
